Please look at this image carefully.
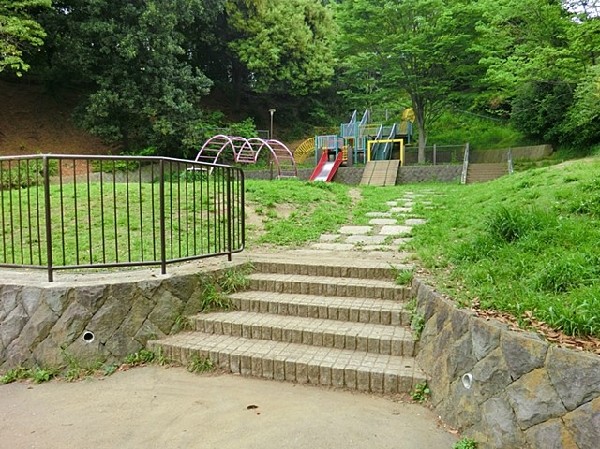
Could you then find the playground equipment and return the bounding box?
[309,151,344,182]
[194,135,297,178]
[313,109,413,165]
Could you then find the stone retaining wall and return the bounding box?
[413,278,600,449]
[397,165,462,183]
[470,145,553,163]
[244,165,461,184]
[0,265,240,370]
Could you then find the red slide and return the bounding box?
[309,151,344,182]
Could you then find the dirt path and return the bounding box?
[0,366,457,449]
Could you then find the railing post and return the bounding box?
[159,159,167,275]
[461,142,470,185]
[43,156,53,282]
[433,144,437,166]
[226,169,233,261]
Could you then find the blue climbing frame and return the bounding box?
[314,109,413,164]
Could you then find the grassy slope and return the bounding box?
[411,157,600,338]
[245,179,352,246]
[247,161,600,339]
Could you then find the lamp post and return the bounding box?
[269,108,276,139]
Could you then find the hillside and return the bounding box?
[0,80,114,156]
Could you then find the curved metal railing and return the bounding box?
[0,154,245,281]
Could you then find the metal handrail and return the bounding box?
[0,154,245,281]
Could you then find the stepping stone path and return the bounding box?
[148,190,437,397]
[308,191,429,253]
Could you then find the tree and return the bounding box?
[476,0,600,148]
[0,0,51,75]
[226,0,336,96]
[336,0,481,162]
[37,0,213,155]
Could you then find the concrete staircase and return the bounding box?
[148,259,426,394]
[466,163,508,183]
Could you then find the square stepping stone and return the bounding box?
[339,225,372,235]
[311,243,356,251]
[368,218,397,225]
[366,212,392,218]
[405,218,427,226]
[361,245,394,252]
[386,201,398,207]
[379,225,412,236]
[390,207,412,213]
[393,238,413,246]
[403,201,415,208]
[319,234,340,242]
[345,235,387,244]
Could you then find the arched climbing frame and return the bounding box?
[194,135,297,179]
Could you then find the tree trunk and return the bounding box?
[412,97,427,164]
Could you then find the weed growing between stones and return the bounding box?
[394,268,414,286]
[0,348,173,385]
[63,354,103,382]
[0,366,59,384]
[0,367,29,384]
[124,349,157,366]
[452,437,478,449]
[193,264,254,314]
[410,312,425,340]
[187,355,215,374]
[411,382,430,403]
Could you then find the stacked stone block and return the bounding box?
[413,279,600,449]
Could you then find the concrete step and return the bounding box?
[467,163,507,183]
[247,273,409,301]
[251,259,398,280]
[229,291,411,326]
[192,311,416,356]
[148,333,426,394]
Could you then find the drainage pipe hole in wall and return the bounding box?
[82,331,95,343]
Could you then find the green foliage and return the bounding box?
[39,0,213,155]
[0,366,57,384]
[453,438,479,449]
[336,0,483,160]
[410,312,425,340]
[124,349,157,366]
[191,265,253,314]
[475,0,600,150]
[0,367,30,384]
[427,111,527,149]
[187,355,215,374]
[511,80,573,145]
[0,0,51,75]
[562,64,600,149]
[226,0,336,95]
[30,367,57,384]
[394,268,414,286]
[62,350,102,382]
[182,112,259,158]
[411,382,430,403]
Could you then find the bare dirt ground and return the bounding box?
[0,80,114,157]
[0,366,458,449]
